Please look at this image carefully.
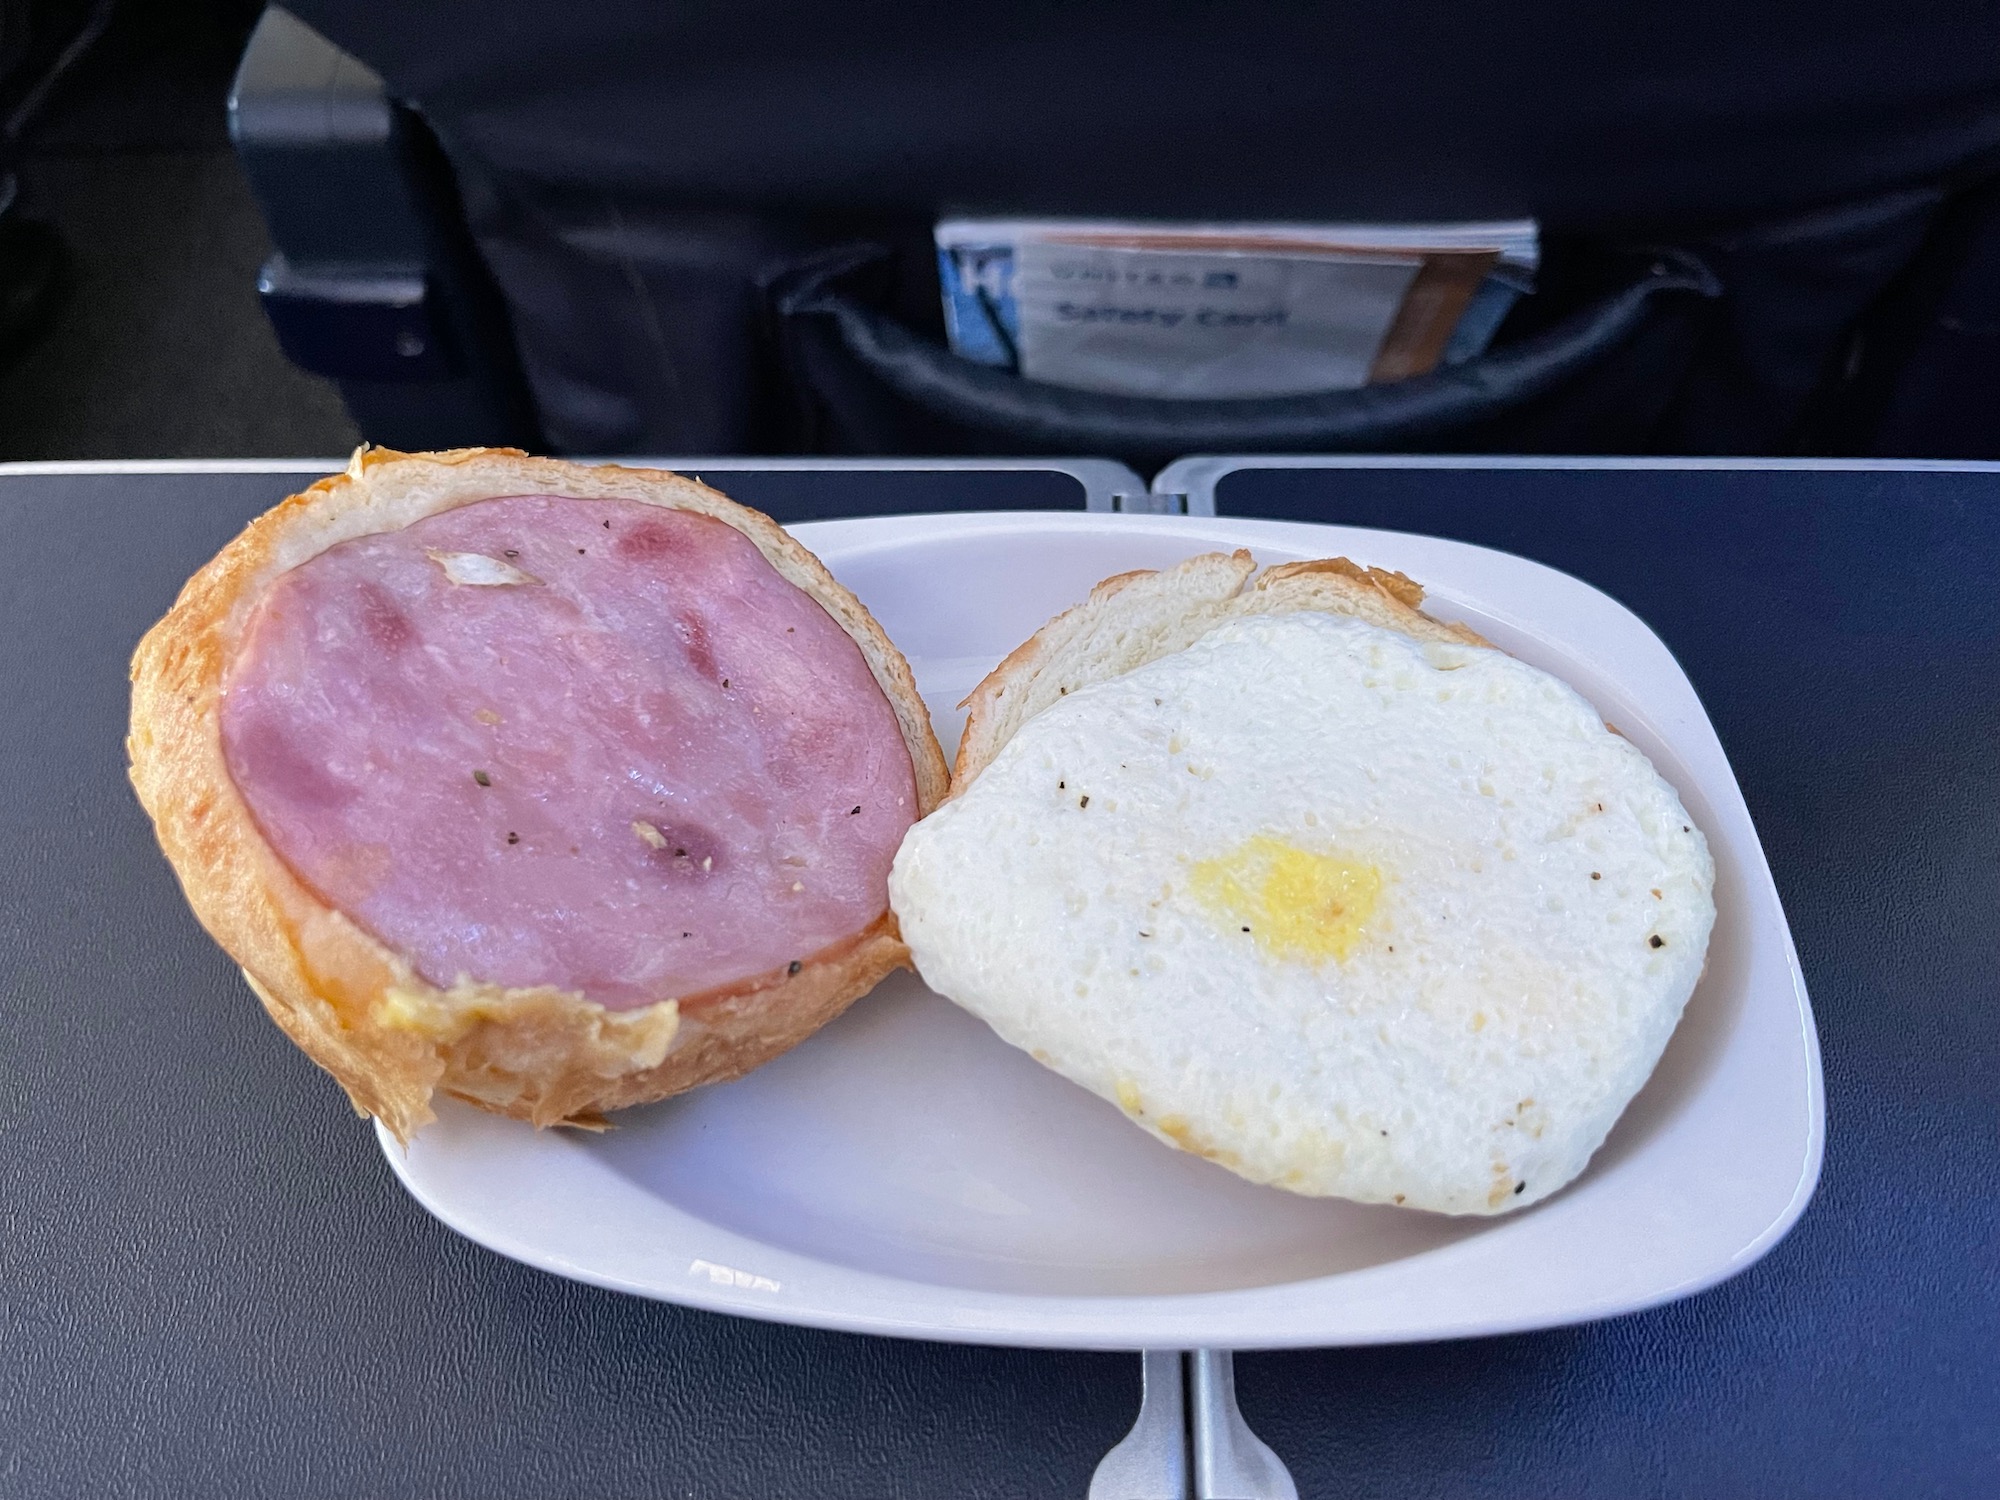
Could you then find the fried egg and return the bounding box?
[888,612,1716,1215]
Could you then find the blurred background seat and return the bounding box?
[0,0,106,394]
[263,0,2000,469]
[0,0,360,459]
[5,2,1999,468]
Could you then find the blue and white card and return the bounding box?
[935,218,1539,395]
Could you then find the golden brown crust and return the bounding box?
[1256,556,1427,610]
[128,447,947,1140]
[952,549,1489,789]
[952,550,1257,787]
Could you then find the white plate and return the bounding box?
[381,512,1823,1350]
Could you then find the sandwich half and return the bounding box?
[891,549,1715,1215]
[130,447,947,1140]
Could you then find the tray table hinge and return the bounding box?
[1089,1349,1297,1500]
[1114,491,1188,515]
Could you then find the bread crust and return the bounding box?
[128,447,948,1140]
[953,549,1489,787]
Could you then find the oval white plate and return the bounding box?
[381,512,1823,1350]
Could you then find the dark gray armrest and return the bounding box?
[228,6,537,446]
[229,6,392,148]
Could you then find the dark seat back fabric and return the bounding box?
[282,0,2000,463]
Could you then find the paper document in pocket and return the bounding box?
[1021,242,1425,398]
[935,219,1536,399]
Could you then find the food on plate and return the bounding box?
[890,550,1715,1215]
[129,447,947,1139]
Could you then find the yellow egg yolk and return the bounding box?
[1191,834,1381,964]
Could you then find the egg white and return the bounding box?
[889,612,1716,1215]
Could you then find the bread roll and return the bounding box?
[129,447,947,1140]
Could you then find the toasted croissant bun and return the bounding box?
[129,447,947,1140]
[952,547,1488,787]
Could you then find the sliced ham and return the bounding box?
[219,495,916,1011]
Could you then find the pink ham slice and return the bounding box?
[220,495,917,1011]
